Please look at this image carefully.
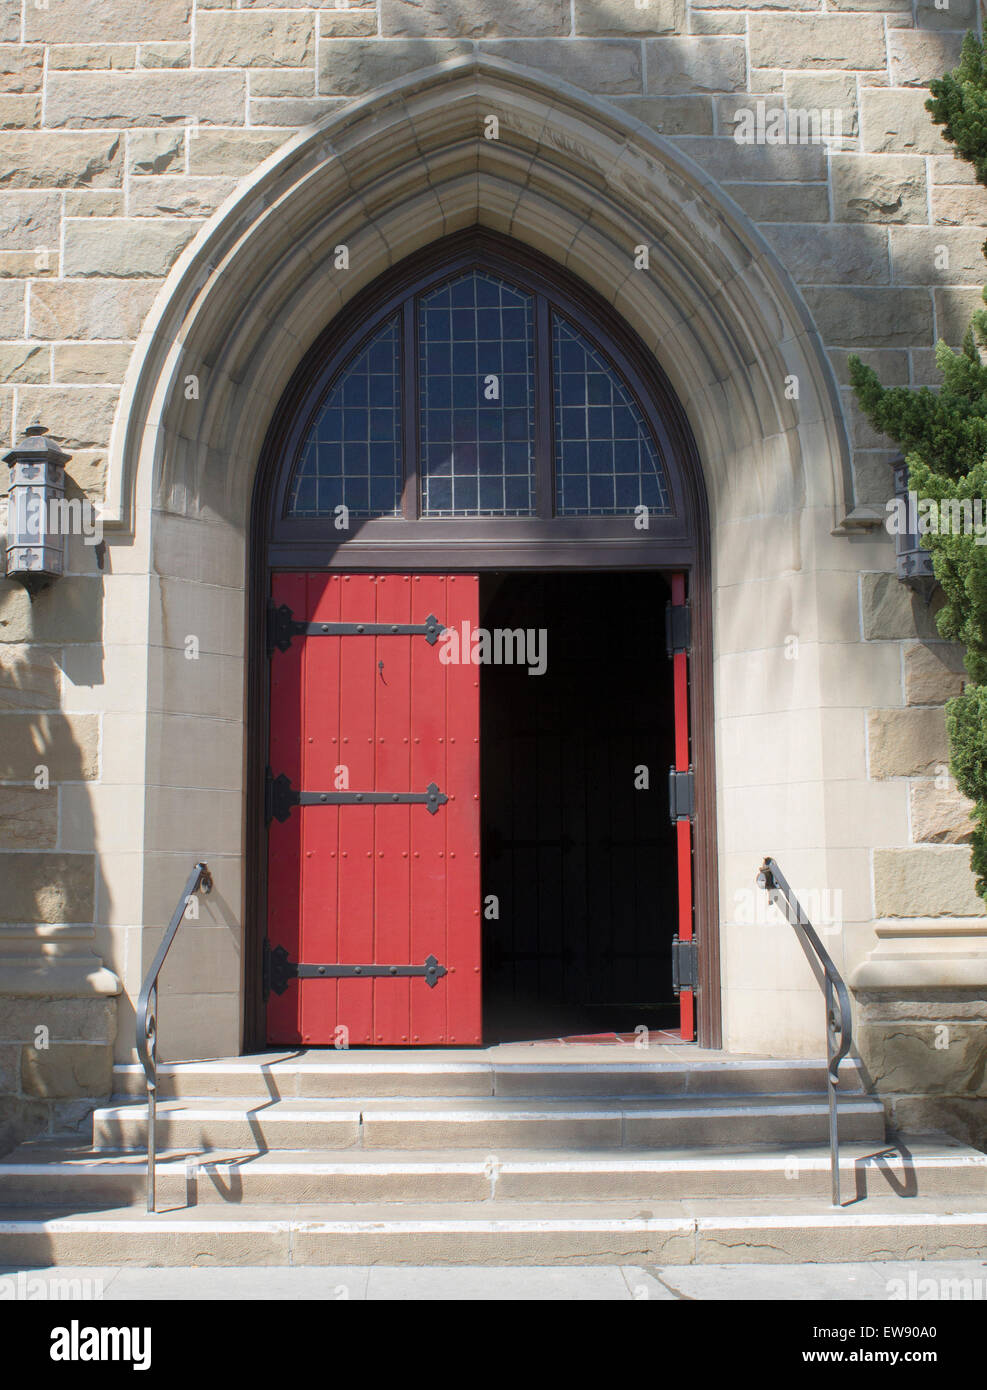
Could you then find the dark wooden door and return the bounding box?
[265,572,481,1046]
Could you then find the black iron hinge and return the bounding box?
[267,601,445,657]
[668,767,695,822]
[265,767,448,824]
[665,601,691,657]
[671,935,699,996]
[263,939,447,999]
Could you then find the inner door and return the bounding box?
[265,571,481,1046]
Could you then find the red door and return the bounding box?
[265,572,481,1046]
[669,571,695,1042]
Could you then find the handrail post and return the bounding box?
[756,857,853,1209]
[137,862,211,1214]
[825,976,840,1208]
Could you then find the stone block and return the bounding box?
[248,97,343,127]
[0,281,22,336]
[128,128,184,175]
[861,89,952,157]
[915,0,978,27]
[13,386,119,449]
[874,846,985,916]
[910,781,974,844]
[0,131,122,188]
[783,71,858,137]
[53,343,134,385]
[801,287,934,348]
[45,72,246,129]
[127,176,236,219]
[0,996,117,1043]
[0,344,50,383]
[0,1097,48,1159]
[935,289,986,348]
[196,11,315,69]
[0,786,57,848]
[614,95,714,136]
[891,227,987,286]
[932,186,987,227]
[749,15,886,70]
[29,280,158,339]
[0,190,61,248]
[384,0,571,37]
[0,95,39,128]
[248,69,316,99]
[904,642,967,705]
[48,44,137,70]
[575,0,682,34]
[0,582,30,643]
[888,30,965,87]
[62,189,125,217]
[24,0,191,44]
[139,44,190,70]
[0,45,44,93]
[829,348,909,387]
[723,182,830,223]
[762,224,890,285]
[857,1017,987,1096]
[20,1043,112,1100]
[188,130,288,175]
[671,134,826,181]
[318,9,378,39]
[862,572,944,640]
[319,39,473,96]
[831,153,929,224]
[0,646,60,711]
[852,450,897,507]
[645,37,746,94]
[0,711,99,781]
[868,706,949,778]
[0,852,95,923]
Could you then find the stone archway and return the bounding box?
[99,54,856,1061]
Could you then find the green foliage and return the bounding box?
[926,33,987,185]
[852,33,987,896]
[848,299,987,478]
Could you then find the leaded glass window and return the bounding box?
[284,263,675,523]
[288,316,401,519]
[419,271,535,516]
[553,315,672,517]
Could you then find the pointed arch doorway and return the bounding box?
[248,230,718,1049]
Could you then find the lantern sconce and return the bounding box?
[3,422,71,597]
[889,452,938,607]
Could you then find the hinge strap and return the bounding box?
[266,768,447,824]
[268,601,445,655]
[668,767,695,822]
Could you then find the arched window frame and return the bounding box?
[262,232,701,571]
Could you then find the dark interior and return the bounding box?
[480,571,680,1042]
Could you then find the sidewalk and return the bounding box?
[3,1260,986,1300]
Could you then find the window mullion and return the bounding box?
[534,293,553,520]
[401,298,420,520]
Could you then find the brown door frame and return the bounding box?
[244,229,721,1050]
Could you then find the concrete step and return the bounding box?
[1,1136,982,1207]
[110,1055,867,1101]
[92,1093,887,1152]
[2,1196,985,1266]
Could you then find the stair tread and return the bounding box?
[2,1195,987,1226]
[96,1093,883,1116]
[4,1134,981,1173]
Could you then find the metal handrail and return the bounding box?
[136,861,212,1213]
[756,857,853,1207]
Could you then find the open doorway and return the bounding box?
[480,571,681,1042]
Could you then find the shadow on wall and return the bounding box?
[0,511,116,1156]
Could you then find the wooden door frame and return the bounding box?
[244,229,721,1050]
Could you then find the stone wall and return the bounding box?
[0,0,985,1150]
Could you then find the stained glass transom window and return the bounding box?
[288,316,402,519]
[553,315,671,517]
[418,271,535,517]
